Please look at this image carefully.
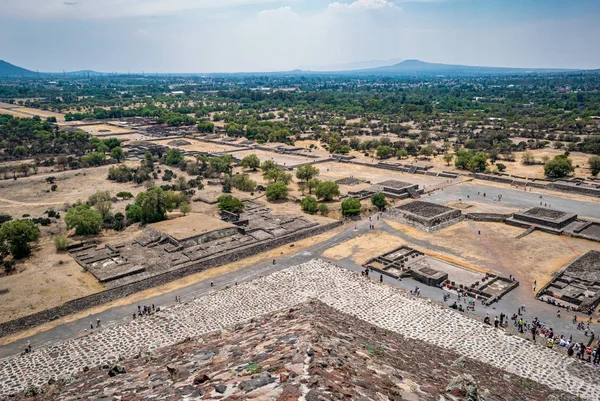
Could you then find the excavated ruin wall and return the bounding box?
[0,221,343,338]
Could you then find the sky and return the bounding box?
[1,0,600,73]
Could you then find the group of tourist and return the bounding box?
[133,304,156,319]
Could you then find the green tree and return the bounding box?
[341,198,361,216]
[371,193,386,210]
[88,190,111,206]
[296,164,320,185]
[265,182,288,201]
[65,205,103,236]
[113,212,125,231]
[0,220,40,259]
[443,153,454,166]
[179,202,192,216]
[197,121,215,133]
[589,156,600,176]
[454,149,473,170]
[315,181,340,201]
[217,195,245,213]
[240,154,261,171]
[468,152,489,172]
[419,145,434,158]
[116,191,134,200]
[300,196,318,214]
[265,167,292,184]
[126,204,143,222]
[110,146,125,162]
[376,145,392,159]
[544,155,574,178]
[260,160,278,174]
[165,148,184,166]
[496,163,507,172]
[134,187,178,224]
[521,151,536,165]
[396,149,409,159]
[231,174,256,192]
[307,178,320,195]
[318,203,329,216]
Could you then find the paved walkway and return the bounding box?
[1,260,598,399]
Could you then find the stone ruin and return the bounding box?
[537,251,600,311]
[125,141,170,159]
[365,246,518,304]
[167,139,191,147]
[334,177,365,186]
[473,206,600,242]
[371,180,423,200]
[69,201,328,289]
[383,200,463,232]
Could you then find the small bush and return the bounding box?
[54,236,69,252]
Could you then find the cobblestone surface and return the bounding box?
[0,259,597,399]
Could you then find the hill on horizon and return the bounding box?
[0,60,37,77]
[0,58,592,78]
[352,59,581,75]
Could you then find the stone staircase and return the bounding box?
[516,226,536,239]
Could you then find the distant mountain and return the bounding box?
[299,58,405,72]
[0,60,37,77]
[358,59,579,76]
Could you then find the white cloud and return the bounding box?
[2,0,285,20]
[328,0,397,11]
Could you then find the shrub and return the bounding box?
[341,198,361,216]
[179,202,192,216]
[116,191,134,200]
[265,182,288,201]
[240,154,260,170]
[217,195,245,213]
[231,174,256,192]
[300,196,318,214]
[318,203,329,216]
[0,220,40,258]
[371,193,386,210]
[113,212,125,231]
[315,181,340,201]
[65,205,103,236]
[54,236,69,252]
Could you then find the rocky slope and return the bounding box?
[17,300,573,401]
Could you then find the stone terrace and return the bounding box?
[384,200,463,232]
[0,260,597,399]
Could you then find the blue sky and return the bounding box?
[1,0,599,72]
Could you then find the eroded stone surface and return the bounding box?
[0,260,596,399]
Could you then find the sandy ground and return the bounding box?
[80,124,137,136]
[318,161,447,189]
[323,231,405,265]
[0,102,65,122]
[0,223,346,345]
[153,139,242,154]
[233,149,324,167]
[0,162,147,218]
[0,225,148,324]
[385,220,600,288]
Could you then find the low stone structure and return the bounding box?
[365,246,518,304]
[371,180,423,200]
[537,251,600,311]
[511,207,577,230]
[69,203,324,289]
[383,200,463,232]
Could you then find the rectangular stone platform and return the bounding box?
[512,207,577,230]
[383,200,463,232]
